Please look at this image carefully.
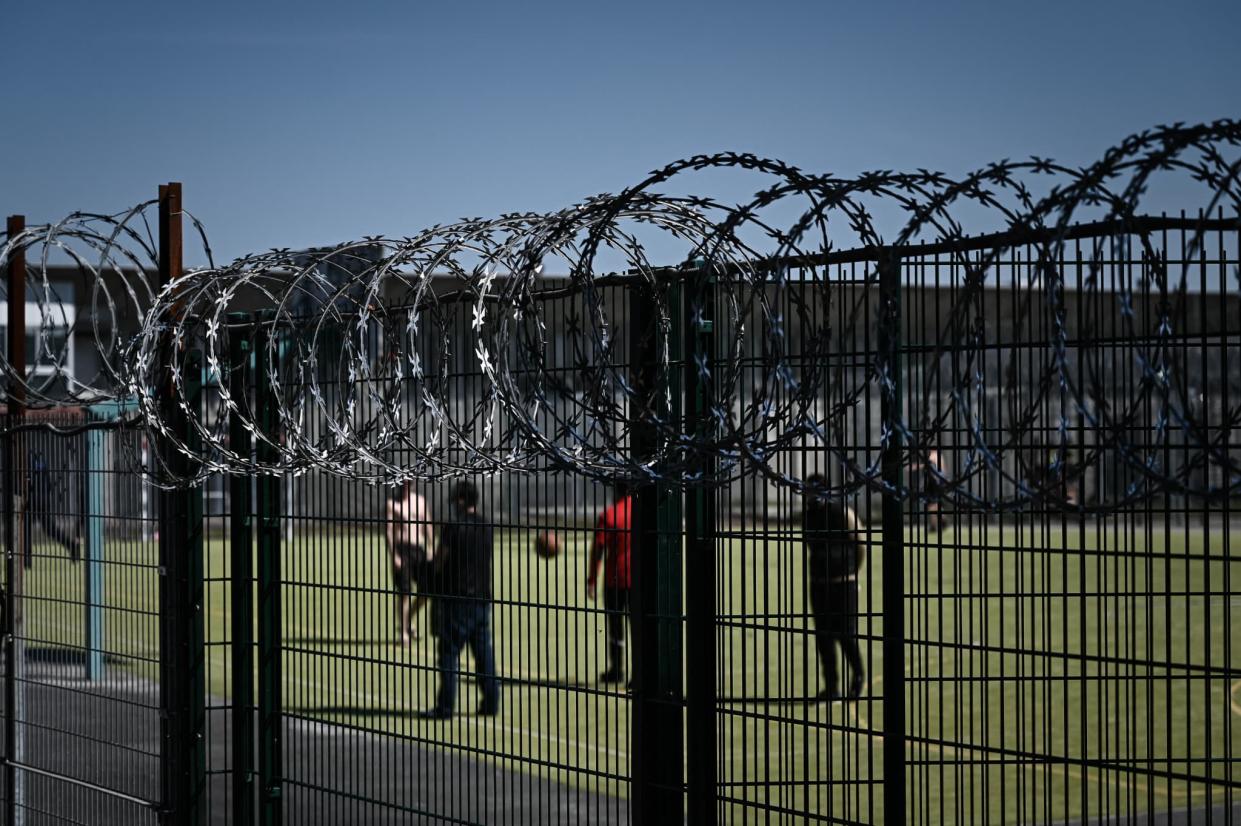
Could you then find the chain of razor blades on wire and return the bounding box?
[1,120,1239,511]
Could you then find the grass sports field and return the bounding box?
[21,521,1241,824]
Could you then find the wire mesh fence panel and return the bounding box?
[712,263,886,825]
[897,223,1241,825]
[3,144,1241,825]
[1,412,161,824]
[264,283,636,824]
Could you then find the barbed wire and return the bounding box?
[2,120,1239,510]
[0,201,213,406]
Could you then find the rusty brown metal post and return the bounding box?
[155,183,207,826]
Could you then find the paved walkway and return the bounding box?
[11,655,628,825]
[11,655,1237,824]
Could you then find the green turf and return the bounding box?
[20,521,1241,824]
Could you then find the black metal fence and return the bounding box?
[2,213,1240,824]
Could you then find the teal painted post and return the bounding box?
[84,426,106,681]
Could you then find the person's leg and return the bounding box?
[409,557,432,637]
[433,606,467,715]
[467,604,500,714]
[398,594,412,645]
[392,551,412,646]
[411,594,429,632]
[810,586,837,698]
[602,587,626,681]
[836,583,865,697]
[619,588,631,679]
[34,510,78,558]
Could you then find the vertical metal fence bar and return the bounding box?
[157,350,206,825]
[878,247,906,821]
[156,183,178,825]
[157,182,208,825]
[187,353,207,825]
[84,424,105,681]
[630,272,685,824]
[229,314,255,826]
[3,213,26,826]
[0,396,10,826]
[684,268,718,826]
[254,315,283,825]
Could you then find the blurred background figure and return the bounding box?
[28,449,81,565]
[802,476,867,702]
[920,448,946,533]
[420,480,499,719]
[586,482,633,685]
[387,480,434,646]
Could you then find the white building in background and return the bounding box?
[0,280,77,397]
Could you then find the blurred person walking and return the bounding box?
[419,480,499,719]
[802,475,867,701]
[586,482,633,685]
[387,480,434,646]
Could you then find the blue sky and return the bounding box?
[3,0,1239,263]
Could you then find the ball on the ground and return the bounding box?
[533,530,560,559]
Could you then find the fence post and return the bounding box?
[253,314,282,826]
[84,425,105,681]
[878,247,906,821]
[683,266,717,826]
[156,183,207,826]
[4,214,27,826]
[157,348,205,825]
[228,313,255,826]
[629,272,685,824]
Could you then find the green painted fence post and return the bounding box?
[157,348,206,826]
[228,314,256,826]
[630,270,685,824]
[684,264,718,826]
[254,314,283,826]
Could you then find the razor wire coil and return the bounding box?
[1,120,1238,510]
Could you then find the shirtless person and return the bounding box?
[387,480,434,646]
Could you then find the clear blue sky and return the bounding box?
[3,0,1239,263]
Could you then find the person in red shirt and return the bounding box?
[586,482,632,684]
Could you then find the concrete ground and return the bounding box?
[5,654,1237,824]
[6,653,628,825]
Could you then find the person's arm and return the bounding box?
[386,499,402,568]
[432,523,455,591]
[586,513,607,600]
[414,495,434,556]
[843,504,867,569]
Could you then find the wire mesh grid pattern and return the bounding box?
[0,122,1238,825]
[5,238,1238,824]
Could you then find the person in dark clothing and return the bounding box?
[29,452,80,563]
[802,475,866,702]
[921,448,946,533]
[419,480,500,720]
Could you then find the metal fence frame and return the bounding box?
[1,186,1238,824]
